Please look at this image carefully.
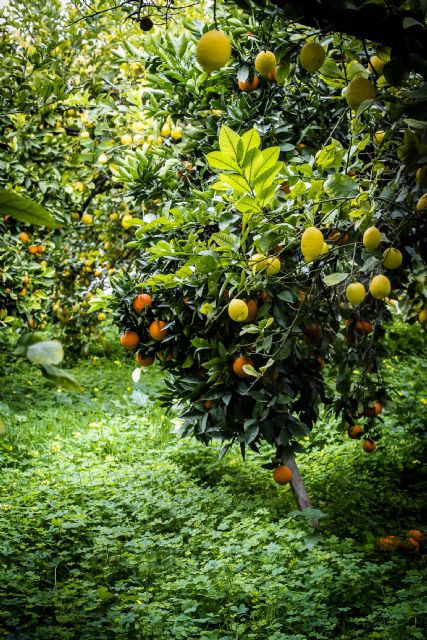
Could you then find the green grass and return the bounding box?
[0,331,427,640]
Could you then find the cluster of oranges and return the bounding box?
[376,529,424,554]
[119,293,171,364]
[347,401,383,453]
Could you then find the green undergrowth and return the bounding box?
[0,328,427,640]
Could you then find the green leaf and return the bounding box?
[323,272,349,286]
[26,340,64,366]
[0,189,59,228]
[206,151,240,172]
[235,195,261,214]
[323,174,359,198]
[260,147,280,172]
[219,125,241,161]
[41,365,83,392]
[218,173,251,194]
[238,128,261,160]
[242,147,264,182]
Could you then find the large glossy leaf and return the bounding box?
[206,151,240,172]
[27,340,64,365]
[323,174,359,198]
[323,272,349,286]
[0,189,59,227]
[238,128,261,161]
[219,125,241,161]
[41,365,83,392]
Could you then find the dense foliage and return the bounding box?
[0,327,426,639]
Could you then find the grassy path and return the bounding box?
[0,343,426,639]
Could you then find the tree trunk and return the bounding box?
[285,455,319,529]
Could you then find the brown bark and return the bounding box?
[285,455,319,529]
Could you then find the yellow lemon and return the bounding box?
[120,134,133,145]
[80,130,90,139]
[346,282,366,305]
[383,248,402,269]
[121,214,133,229]
[373,130,385,144]
[320,242,330,255]
[98,153,108,164]
[301,227,324,261]
[368,55,385,75]
[161,123,171,137]
[255,51,276,76]
[299,42,326,73]
[228,299,249,322]
[363,226,381,251]
[418,309,427,324]
[345,76,376,110]
[196,30,232,72]
[416,194,427,211]
[249,253,268,272]
[171,127,183,141]
[265,257,281,275]
[369,274,391,299]
[97,312,106,321]
[81,213,93,225]
[415,166,427,187]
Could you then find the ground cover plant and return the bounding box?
[1,0,427,638]
[0,324,426,639]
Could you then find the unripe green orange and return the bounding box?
[345,76,376,110]
[416,194,427,211]
[299,42,325,73]
[255,50,276,76]
[418,309,427,324]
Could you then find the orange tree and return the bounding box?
[90,0,427,508]
[0,0,187,350]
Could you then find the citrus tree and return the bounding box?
[87,0,427,509]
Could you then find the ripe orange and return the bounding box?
[245,299,258,323]
[28,245,39,254]
[376,536,400,551]
[374,401,383,416]
[406,530,424,543]
[363,438,376,453]
[400,537,420,553]
[273,465,293,485]
[232,356,254,378]
[37,245,45,254]
[149,320,169,341]
[132,293,152,313]
[348,424,364,439]
[18,232,29,243]
[204,399,215,409]
[120,331,140,350]
[238,74,259,91]
[135,353,154,367]
[355,320,373,334]
[306,322,322,345]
